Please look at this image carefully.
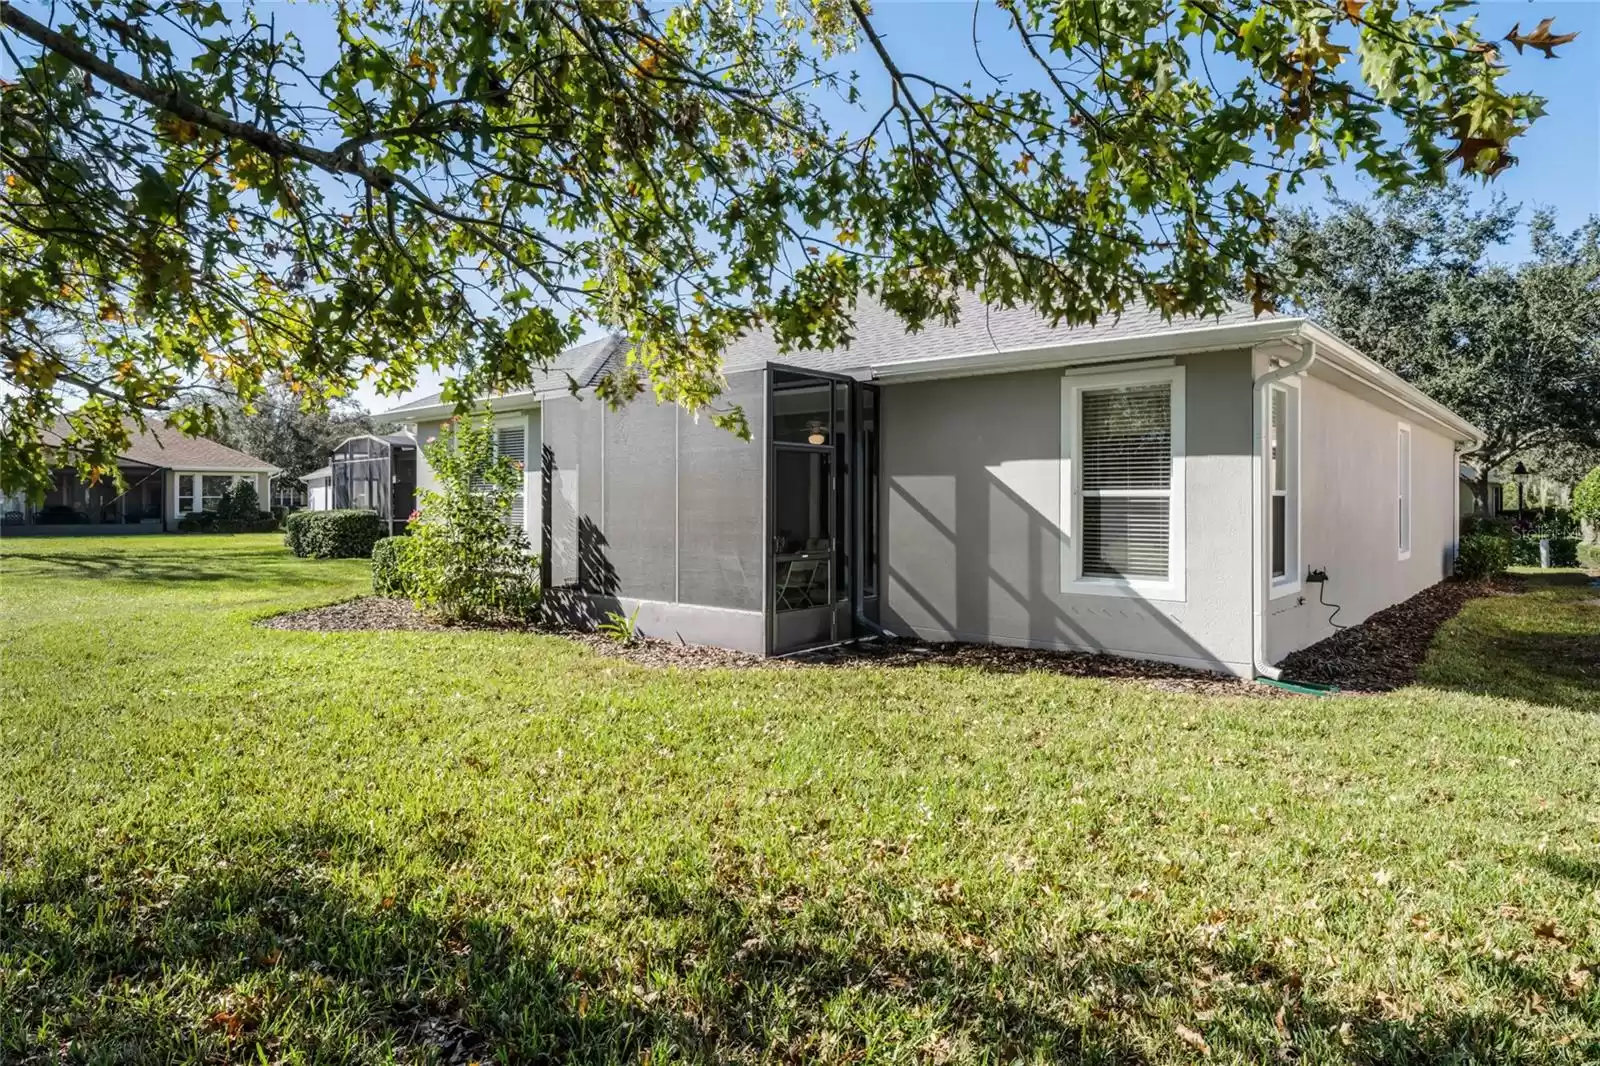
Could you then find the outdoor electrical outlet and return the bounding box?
[1306,567,1330,584]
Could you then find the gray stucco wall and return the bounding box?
[878,350,1257,674]
[1263,373,1458,663]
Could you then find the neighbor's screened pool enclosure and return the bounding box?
[329,433,418,534]
[540,364,880,655]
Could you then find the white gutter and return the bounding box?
[1251,338,1318,681]
[382,389,550,423]
[868,318,1304,384]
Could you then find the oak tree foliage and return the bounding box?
[0,0,1576,498]
[1268,190,1600,509]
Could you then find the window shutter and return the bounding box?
[495,425,528,527]
[1079,384,1172,580]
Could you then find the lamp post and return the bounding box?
[1513,461,1529,524]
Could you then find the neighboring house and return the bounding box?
[384,296,1480,677]
[2,418,277,534]
[1460,463,1497,517]
[302,466,332,511]
[272,478,309,511]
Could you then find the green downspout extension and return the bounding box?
[1256,677,1341,696]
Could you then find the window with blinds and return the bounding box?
[495,424,527,528]
[1078,383,1173,581]
[1270,385,1288,579]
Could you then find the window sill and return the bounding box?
[1269,576,1302,600]
[1062,577,1186,603]
[1398,550,1412,562]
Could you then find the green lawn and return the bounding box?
[2,535,1597,1064]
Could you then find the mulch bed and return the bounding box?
[257,596,773,669]
[260,577,1522,696]
[1275,578,1512,693]
[791,640,1281,698]
[257,597,1275,696]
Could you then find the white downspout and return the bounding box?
[1252,336,1318,680]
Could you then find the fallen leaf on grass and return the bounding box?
[1176,1024,1210,1055]
[1533,919,1569,945]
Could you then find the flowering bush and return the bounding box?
[401,418,539,623]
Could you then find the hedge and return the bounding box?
[371,535,414,596]
[178,510,279,534]
[1511,534,1580,569]
[284,509,387,559]
[1455,532,1511,580]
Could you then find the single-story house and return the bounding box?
[1,418,278,534]
[384,295,1480,677]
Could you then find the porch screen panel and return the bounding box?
[602,399,677,600]
[678,369,765,611]
[1079,384,1172,580]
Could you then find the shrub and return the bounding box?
[371,536,414,596]
[36,504,86,525]
[1581,542,1600,569]
[402,419,539,623]
[1524,505,1577,539]
[222,479,260,521]
[1455,533,1511,580]
[1509,532,1580,568]
[1549,537,1580,568]
[1460,514,1515,539]
[285,509,386,559]
[181,488,277,533]
[283,510,311,555]
[1573,466,1600,535]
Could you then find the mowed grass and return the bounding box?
[1,535,1597,1064]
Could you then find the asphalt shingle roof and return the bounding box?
[384,294,1269,415]
[716,290,1268,374]
[384,334,623,415]
[43,418,276,472]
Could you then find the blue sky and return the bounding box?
[364,0,1599,411]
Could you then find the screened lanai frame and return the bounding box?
[329,433,418,534]
[764,364,881,655]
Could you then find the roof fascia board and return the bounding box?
[867,318,1304,383]
[384,391,544,422]
[167,463,278,473]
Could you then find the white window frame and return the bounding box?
[482,411,536,540]
[175,472,246,516]
[1397,422,1412,561]
[1059,364,1186,601]
[1267,381,1302,599]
